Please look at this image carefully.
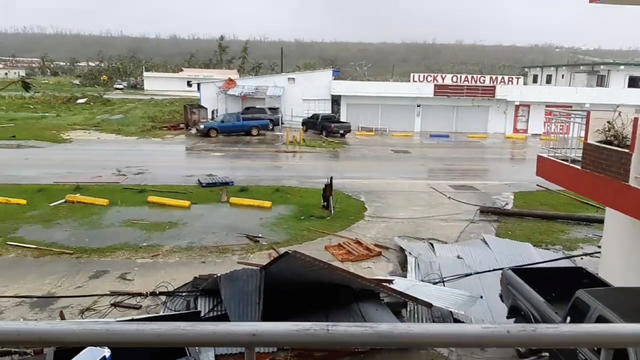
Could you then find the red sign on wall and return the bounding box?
[544,105,573,135]
[434,84,496,98]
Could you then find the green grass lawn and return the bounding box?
[1,76,107,95]
[0,93,192,142]
[300,138,346,150]
[0,185,365,258]
[495,190,603,251]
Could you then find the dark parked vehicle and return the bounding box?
[240,106,281,130]
[500,267,640,359]
[301,113,351,137]
[196,113,270,137]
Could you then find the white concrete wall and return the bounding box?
[199,70,333,123]
[497,85,640,106]
[0,69,25,79]
[144,76,200,92]
[599,208,640,286]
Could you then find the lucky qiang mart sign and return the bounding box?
[410,73,524,86]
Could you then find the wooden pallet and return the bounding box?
[325,239,382,262]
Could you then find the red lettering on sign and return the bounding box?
[507,77,514,85]
[488,76,499,85]
[450,75,459,84]
[498,77,507,85]
[439,74,447,83]
[479,76,486,85]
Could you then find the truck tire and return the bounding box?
[208,128,218,138]
[268,121,274,131]
[302,124,308,132]
[322,129,329,137]
[250,127,260,136]
[340,133,346,138]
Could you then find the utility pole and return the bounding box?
[391,64,395,81]
[280,47,284,73]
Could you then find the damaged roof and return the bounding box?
[395,234,575,324]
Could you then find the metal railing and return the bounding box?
[2,322,640,349]
[542,108,588,165]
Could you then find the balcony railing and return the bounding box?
[541,108,588,166]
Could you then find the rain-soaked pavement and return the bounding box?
[0,133,540,186]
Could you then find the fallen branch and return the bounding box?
[536,184,605,210]
[478,206,604,224]
[237,260,264,268]
[6,242,74,255]
[110,301,143,310]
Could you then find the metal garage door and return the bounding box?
[380,105,415,131]
[455,106,489,133]
[421,105,455,132]
[347,104,379,128]
[303,99,331,117]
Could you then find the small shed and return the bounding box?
[183,104,208,129]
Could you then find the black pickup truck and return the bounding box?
[500,267,640,360]
[301,113,351,137]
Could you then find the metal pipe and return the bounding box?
[2,322,640,349]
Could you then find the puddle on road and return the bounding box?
[15,204,292,248]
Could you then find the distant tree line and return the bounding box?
[2,31,640,83]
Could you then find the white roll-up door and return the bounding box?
[303,99,331,117]
[455,106,489,133]
[242,97,265,108]
[421,105,455,132]
[346,104,380,128]
[380,105,415,131]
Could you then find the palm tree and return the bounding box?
[0,78,34,93]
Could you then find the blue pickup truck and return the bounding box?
[196,113,271,137]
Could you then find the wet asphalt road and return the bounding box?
[0,134,541,186]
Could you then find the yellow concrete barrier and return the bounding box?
[147,196,191,208]
[355,131,375,136]
[391,132,413,137]
[540,136,558,141]
[505,134,527,140]
[65,194,109,206]
[467,134,489,139]
[0,197,27,205]
[229,197,273,209]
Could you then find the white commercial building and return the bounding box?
[0,68,26,79]
[198,69,334,121]
[144,68,239,96]
[198,63,640,133]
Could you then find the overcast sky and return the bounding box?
[3,0,640,48]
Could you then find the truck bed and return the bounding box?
[509,267,610,316]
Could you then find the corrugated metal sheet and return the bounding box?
[266,86,285,96]
[395,235,575,324]
[380,277,479,315]
[218,268,263,321]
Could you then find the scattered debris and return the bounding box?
[220,188,228,202]
[116,272,135,282]
[54,174,127,184]
[310,227,389,250]
[325,239,382,262]
[150,252,162,257]
[129,220,151,224]
[0,123,15,127]
[198,175,234,187]
[0,196,27,205]
[322,176,334,214]
[147,195,191,209]
[59,310,66,320]
[478,206,604,223]
[161,122,185,131]
[96,114,125,120]
[110,301,143,310]
[239,233,264,244]
[270,244,282,255]
[75,98,88,104]
[237,260,264,267]
[6,241,74,255]
[229,197,272,209]
[65,194,109,206]
[48,198,66,207]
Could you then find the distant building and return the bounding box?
[143,68,240,96]
[0,68,26,79]
[523,62,640,89]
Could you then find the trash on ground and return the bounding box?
[325,239,382,262]
[0,123,15,127]
[48,198,66,207]
[146,195,191,208]
[229,197,272,209]
[239,233,264,244]
[110,301,143,310]
[129,220,151,224]
[75,98,88,104]
[116,272,135,282]
[54,174,127,184]
[220,188,228,202]
[395,234,575,324]
[0,196,27,205]
[197,175,234,187]
[5,241,74,255]
[160,122,185,131]
[65,194,110,206]
[96,114,125,120]
[322,176,334,214]
[71,347,111,360]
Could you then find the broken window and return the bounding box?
[545,74,553,85]
[628,76,640,89]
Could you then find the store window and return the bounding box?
[596,74,607,87]
[628,76,640,89]
[532,74,539,84]
[545,74,553,84]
